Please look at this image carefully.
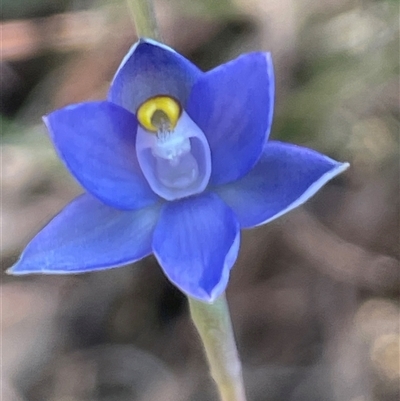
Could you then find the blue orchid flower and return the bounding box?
[8,38,349,302]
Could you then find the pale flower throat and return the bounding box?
[150,109,199,190]
[135,96,211,201]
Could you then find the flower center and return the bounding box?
[135,96,211,201]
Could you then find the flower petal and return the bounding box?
[8,194,161,275]
[44,101,158,210]
[109,38,202,113]
[152,192,240,302]
[186,52,274,185]
[215,141,350,228]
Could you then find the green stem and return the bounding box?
[127,0,161,40]
[188,294,247,401]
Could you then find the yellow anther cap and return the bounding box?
[137,96,181,132]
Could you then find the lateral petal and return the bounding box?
[8,194,161,274]
[187,52,274,185]
[215,141,349,228]
[44,101,158,210]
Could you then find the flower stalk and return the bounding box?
[188,293,247,401]
[127,0,161,40]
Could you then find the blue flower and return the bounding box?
[8,39,349,302]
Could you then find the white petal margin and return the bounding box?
[252,162,350,227]
[110,38,178,86]
[207,228,240,303]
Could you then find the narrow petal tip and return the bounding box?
[5,267,14,275]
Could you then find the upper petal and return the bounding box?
[152,192,240,302]
[215,141,349,228]
[44,101,158,210]
[108,38,202,113]
[186,52,274,186]
[8,194,161,274]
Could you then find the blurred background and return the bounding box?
[1,0,399,400]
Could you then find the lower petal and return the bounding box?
[152,192,240,302]
[215,141,349,228]
[8,194,161,274]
